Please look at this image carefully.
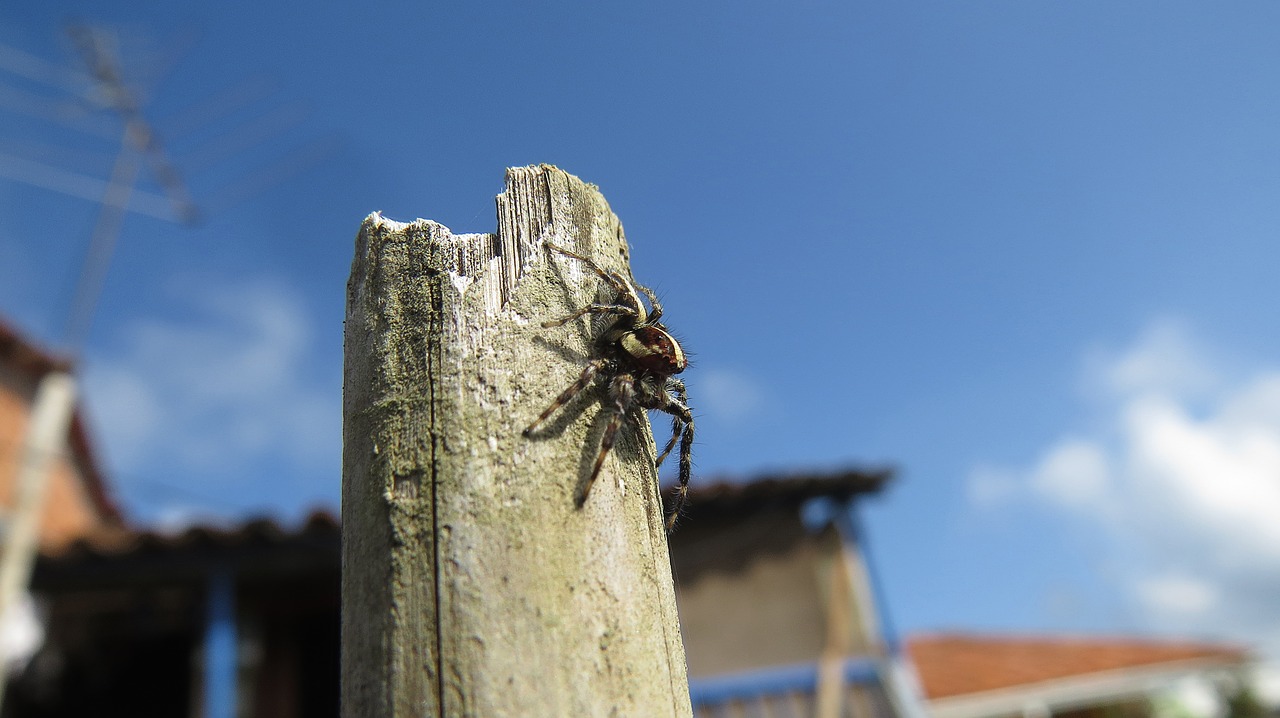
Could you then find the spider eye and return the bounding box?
[621,327,687,374]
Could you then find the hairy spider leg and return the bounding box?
[541,303,638,328]
[578,374,638,506]
[635,283,664,323]
[523,358,608,436]
[666,416,695,532]
[544,243,637,301]
[655,378,688,467]
[543,243,646,321]
[655,381,695,532]
[655,424,680,468]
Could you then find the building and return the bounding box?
[0,318,122,550]
[20,470,903,718]
[26,513,339,717]
[23,463,1253,718]
[671,471,923,718]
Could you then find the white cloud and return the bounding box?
[1091,318,1220,399]
[967,464,1019,508]
[1133,574,1218,621]
[1029,438,1112,511]
[970,319,1280,655]
[698,367,765,424]
[1122,391,1280,563]
[82,277,339,490]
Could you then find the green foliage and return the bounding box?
[1221,678,1268,718]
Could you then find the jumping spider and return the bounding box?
[523,242,695,532]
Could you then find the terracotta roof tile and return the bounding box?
[907,633,1250,700]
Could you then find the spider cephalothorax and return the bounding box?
[523,242,695,532]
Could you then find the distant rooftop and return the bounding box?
[909,633,1250,701]
[664,467,892,519]
[45,467,893,565]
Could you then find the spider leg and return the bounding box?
[635,282,664,324]
[655,378,688,467]
[665,419,695,533]
[655,424,680,468]
[544,243,637,299]
[578,373,637,507]
[523,359,607,436]
[541,303,638,328]
[655,380,694,533]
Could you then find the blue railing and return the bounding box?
[689,656,880,706]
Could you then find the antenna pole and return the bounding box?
[0,26,196,711]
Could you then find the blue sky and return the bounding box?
[4,1,1280,661]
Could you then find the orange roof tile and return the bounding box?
[908,633,1249,700]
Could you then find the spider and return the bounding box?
[523,241,695,532]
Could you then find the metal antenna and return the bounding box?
[0,24,198,710]
[0,22,335,712]
[60,25,199,354]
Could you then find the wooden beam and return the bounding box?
[342,164,692,717]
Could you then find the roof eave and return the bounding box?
[926,655,1253,718]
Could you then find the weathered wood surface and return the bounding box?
[342,164,692,717]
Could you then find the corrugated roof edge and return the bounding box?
[663,467,893,518]
[47,468,892,559]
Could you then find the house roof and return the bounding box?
[0,317,122,526]
[43,467,892,571]
[909,633,1249,700]
[661,468,891,580]
[52,468,890,550]
[908,633,1250,718]
[35,510,340,589]
[663,467,893,520]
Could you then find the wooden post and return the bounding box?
[342,165,693,717]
